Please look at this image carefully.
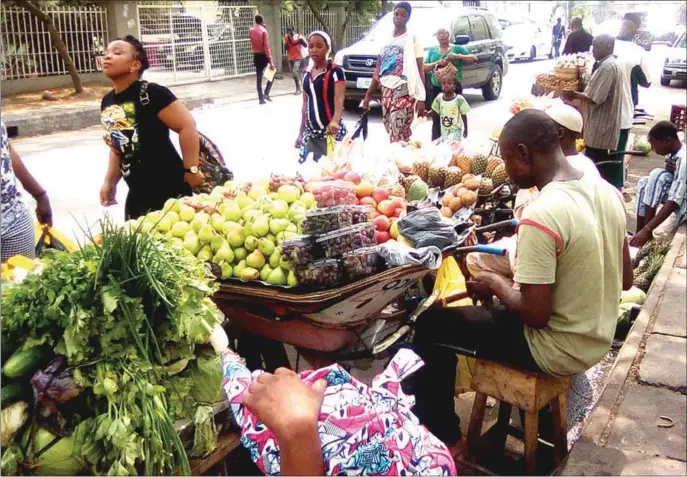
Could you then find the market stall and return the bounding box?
[0,139,517,475]
[531,54,591,97]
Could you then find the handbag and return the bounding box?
[139,81,233,194]
[433,49,458,84]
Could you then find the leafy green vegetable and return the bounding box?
[191,405,218,458]
[1,218,223,475]
[190,356,225,405]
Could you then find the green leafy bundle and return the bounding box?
[1,218,222,475]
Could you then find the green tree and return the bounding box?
[8,0,84,93]
[291,0,381,52]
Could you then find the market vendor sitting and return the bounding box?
[407,109,633,458]
[466,103,600,284]
[631,121,686,248]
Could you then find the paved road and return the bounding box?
[12,47,685,242]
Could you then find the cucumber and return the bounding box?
[2,346,45,379]
[1,382,23,406]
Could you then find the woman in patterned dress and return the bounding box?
[362,2,426,143]
[0,121,52,262]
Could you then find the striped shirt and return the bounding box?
[303,63,345,132]
[667,144,686,225]
[583,56,623,150]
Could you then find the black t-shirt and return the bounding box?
[563,29,593,55]
[101,80,190,217]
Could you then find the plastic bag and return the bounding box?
[377,240,442,269]
[35,224,78,255]
[398,208,458,250]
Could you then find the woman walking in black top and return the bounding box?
[99,35,204,219]
[295,31,347,164]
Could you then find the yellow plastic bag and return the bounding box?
[35,223,78,254]
[432,257,477,395]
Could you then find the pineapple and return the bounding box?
[634,257,651,276]
[428,164,446,188]
[471,153,489,176]
[633,273,651,292]
[479,177,494,195]
[444,166,463,188]
[485,157,504,177]
[412,161,430,182]
[455,155,472,175]
[491,164,510,187]
[390,183,406,198]
[402,174,421,192]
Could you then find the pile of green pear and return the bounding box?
[130,180,317,286]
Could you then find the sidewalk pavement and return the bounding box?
[3,75,299,137]
[562,226,687,476]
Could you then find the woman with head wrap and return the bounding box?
[362,1,426,143]
[295,31,347,164]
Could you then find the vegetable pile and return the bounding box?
[1,219,229,476]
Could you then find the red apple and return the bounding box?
[393,208,404,218]
[333,171,347,180]
[372,188,389,204]
[376,231,391,244]
[389,196,405,210]
[371,211,382,219]
[343,171,361,184]
[372,215,391,232]
[377,199,396,217]
[359,196,378,208]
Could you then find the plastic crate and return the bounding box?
[670,105,686,132]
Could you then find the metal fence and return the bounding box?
[0,4,108,80]
[137,4,257,86]
[280,9,375,57]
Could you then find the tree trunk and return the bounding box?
[15,0,83,94]
[333,7,355,54]
[304,0,331,37]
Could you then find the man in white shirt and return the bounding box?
[614,14,651,158]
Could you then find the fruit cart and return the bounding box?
[211,224,514,372]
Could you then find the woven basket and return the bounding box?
[554,67,578,80]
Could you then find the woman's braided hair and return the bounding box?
[118,34,150,77]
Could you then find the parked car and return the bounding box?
[501,18,550,62]
[157,23,234,71]
[334,6,509,109]
[661,32,686,86]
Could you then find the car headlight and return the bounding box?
[334,51,345,65]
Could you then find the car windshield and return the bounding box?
[676,33,686,49]
[364,8,451,48]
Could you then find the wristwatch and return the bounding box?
[184,166,199,174]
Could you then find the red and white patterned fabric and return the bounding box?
[221,348,457,476]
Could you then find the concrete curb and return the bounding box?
[3,90,293,138]
[561,226,687,471]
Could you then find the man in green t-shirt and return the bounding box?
[423,28,477,140]
[406,109,632,454]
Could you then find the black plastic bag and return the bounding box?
[397,208,459,250]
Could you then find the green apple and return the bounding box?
[191,212,210,232]
[236,193,254,210]
[164,211,180,225]
[233,247,248,262]
[267,267,287,286]
[222,221,242,236]
[246,250,266,269]
[249,185,268,201]
[269,218,289,235]
[162,198,177,213]
[171,221,190,238]
[285,223,297,233]
[243,209,261,222]
[147,210,162,222]
[141,221,154,234]
[227,229,245,248]
[301,192,316,208]
[258,238,275,256]
[266,233,277,244]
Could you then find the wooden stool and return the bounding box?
[465,359,569,475]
